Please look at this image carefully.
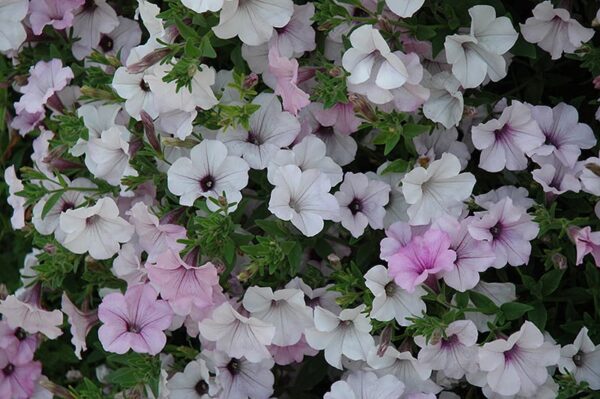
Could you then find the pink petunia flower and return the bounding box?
[97,284,173,355]
[387,227,456,292]
[15,59,74,114]
[29,0,85,36]
[0,321,37,364]
[146,250,219,317]
[0,295,63,339]
[61,293,99,359]
[569,226,600,267]
[4,165,25,230]
[268,45,310,116]
[72,0,119,60]
[472,101,544,172]
[268,335,318,366]
[0,345,42,399]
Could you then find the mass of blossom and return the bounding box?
[2,0,600,398]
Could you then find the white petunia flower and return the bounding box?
[0,0,28,53]
[402,153,475,225]
[422,71,464,129]
[305,305,374,369]
[167,358,220,399]
[213,0,294,46]
[385,0,424,18]
[59,197,135,260]
[444,5,518,89]
[243,287,313,346]
[181,0,224,13]
[217,93,300,169]
[167,139,249,210]
[367,164,410,228]
[364,265,426,326]
[324,370,405,399]
[558,327,600,390]
[73,103,121,156]
[268,165,339,237]
[86,126,136,187]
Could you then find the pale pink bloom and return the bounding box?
[217,93,300,169]
[199,302,275,363]
[528,103,595,166]
[435,216,496,292]
[305,305,374,369]
[580,153,600,196]
[0,322,37,364]
[181,0,223,12]
[472,101,544,172]
[15,59,74,114]
[285,277,341,314]
[532,154,583,195]
[86,125,135,186]
[380,221,428,262]
[271,3,316,57]
[387,52,430,112]
[59,197,134,260]
[0,295,63,339]
[268,336,318,366]
[479,321,560,397]
[324,370,405,399]
[72,0,119,60]
[146,250,219,317]
[0,0,28,52]
[468,198,539,268]
[335,172,390,238]
[415,320,478,379]
[268,46,310,116]
[558,327,600,390]
[385,0,424,18]
[167,358,220,399]
[414,127,470,170]
[4,165,25,230]
[297,103,358,166]
[30,129,54,178]
[98,284,173,355]
[314,102,361,136]
[521,1,594,60]
[364,265,426,326]
[422,71,464,129]
[367,164,410,228]
[112,242,147,286]
[243,287,313,346]
[61,293,99,359]
[205,351,274,399]
[268,165,339,237]
[128,202,186,261]
[569,226,600,266]
[29,0,84,35]
[402,153,475,225]
[10,107,45,136]
[94,17,142,64]
[388,227,456,292]
[0,345,42,399]
[474,186,534,211]
[72,102,121,157]
[444,5,518,89]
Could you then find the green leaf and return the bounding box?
[199,36,217,59]
[455,291,470,309]
[500,302,534,320]
[222,238,236,267]
[528,302,547,330]
[402,123,431,138]
[469,291,498,314]
[540,269,564,296]
[174,18,200,41]
[511,38,537,59]
[41,191,64,218]
[381,159,409,174]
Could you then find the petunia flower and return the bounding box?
[401,152,475,225]
[86,125,136,186]
[385,0,424,18]
[61,293,99,359]
[72,0,119,60]
[285,277,341,314]
[324,370,405,399]
[463,282,516,333]
[217,93,300,169]
[367,164,410,228]
[531,154,583,195]
[305,305,374,369]
[243,287,313,346]
[112,242,147,286]
[167,139,249,210]
[0,322,37,364]
[422,71,464,128]
[474,186,534,211]
[444,5,518,89]
[198,302,275,363]
[387,227,456,292]
[380,221,428,262]
[468,198,539,268]
[29,0,85,36]
[181,0,224,13]
[478,321,560,397]
[0,0,28,53]
[472,101,545,172]
[72,102,121,157]
[268,165,339,237]
[364,265,426,326]
[335,172,390,238]
[268,46,310,116]
[167,358,220,399]
[569,226,600,267]
[528,103,595,167]
[0,295,63,339]
[205,350,275,399]
[413,127,471,171]
[98,284,173,355]
[268,336,318,366]
[213,0,294,46]
[146,250,219,317]
[94,17,142,64]
[521,1,594,60]
[4,166,26,230]
[271,4,316,57]
[0,345,42,399]
[59,197,135,260]
[558,327,600,390]
[415,320,478,379]
[15,59,74,114]
[10,107,45,136]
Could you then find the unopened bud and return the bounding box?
[39,376,76,399]
[243,73,259,90]
[377,324,393,357]
[126,48,171,74]
[348,93,376,122]
[0,284,8,300]
[593,76,600,90]
[586,162,600,177]
[43,243,56,254]
[329,66,342,77]
[463,105,477,118]
[429,329,443,345]
[551,253,568,270]
[327,253,342,270]
[140,111,161,153]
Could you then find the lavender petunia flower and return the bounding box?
[29,0,85,36]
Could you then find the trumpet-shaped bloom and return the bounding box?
[385,0,424,18]
[558,327,600,390]
[0,0,27,52]
[61,293,99,359]
[181,0,224,13]
[324,370,405,399]
[444,5,518,88]
[4,166,25,230]
[29,0,84,35]
[0,345,42,399]
[98,284,173,355]
[86,125,135,186]
[569,226,600,267]
[401,153,475,225]
[423,71,464,129]
[268,46,310,116]
[206,351,275,399]
[16,59,74,114]
[72,0,119,59]
[472,101,544,172]
[0,295,63,339]
[167,358,220,399]
[521,1,594,60]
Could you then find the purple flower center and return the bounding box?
[2,364,14,376]
[86,215,100,226]
[440,334,459,348]
[226,359,241,375]
[246,131,261,145]
[195,379,209,395]
[573,352,584,367]
[348,198,363,215]
[493,124,512,142]
[83,0,97,12]
[316,125,335,137]
[503,345,520,362]
[62,201,75,212]
[305,297,320,308]
[352,7,369,18]
[127,323,141,333]
[384,282,396,296]
[199,175,215,192]
[490,224,502,239]
[99,35,114,52]
[139,79,151,92]
[14,327,27,341]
